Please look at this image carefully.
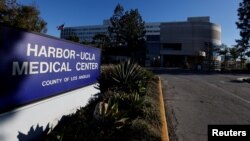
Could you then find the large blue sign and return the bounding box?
[0,25,101,113]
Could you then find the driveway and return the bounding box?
[154,69,250,141]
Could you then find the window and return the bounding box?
[162,43,182,50]
[146,35,160,41]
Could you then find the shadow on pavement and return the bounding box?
[149,67,250,76]
[149,68,216,75]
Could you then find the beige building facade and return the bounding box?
[159,17,221,69]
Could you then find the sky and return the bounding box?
[18,0,240,47]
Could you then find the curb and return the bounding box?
[158,76,170,141]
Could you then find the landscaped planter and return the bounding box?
[44,61,164,141]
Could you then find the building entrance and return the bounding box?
[163,55,203,69]
[163,55,185,68]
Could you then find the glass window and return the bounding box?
[162,43,182,50]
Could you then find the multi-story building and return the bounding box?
[159,17,221,69]
[60,21,109,42]
[61,16,221,69]
[61,20,160,42]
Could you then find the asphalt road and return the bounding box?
[154,69,250,141]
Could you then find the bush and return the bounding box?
[130,119,161,141]
[97,65,116,93]
[142,95,161,128]
[98,60,153,94]
[108,92,145,118]
[115,119,161,141]
[45,61,161,141]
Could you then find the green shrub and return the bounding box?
[111,60,146,91]
[116,118,161,141]
[98,60,153,94]
[93,101,118,121]
[97,65,115,93]
[108,92,145,118]
[45,61,161,141]
[142,96,161,128]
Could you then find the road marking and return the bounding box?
[172,77,190,81]
[202,81,250,104]
[173,77,181,79]
[219,81,225,84]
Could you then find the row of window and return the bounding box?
[62,28,158,35]
[146,30,160,33]
[146,25,160,28]
[61,31,106,37]
[64,27,107,32]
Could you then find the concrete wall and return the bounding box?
[0,84,99,141]
[160,21,221,56]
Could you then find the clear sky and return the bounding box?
[18,0,240,47]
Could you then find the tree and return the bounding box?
[120,9,146,50]
[219,44,230,70]
[65,33,80,43]
[230,47,240,69]
[108,4,125,48]
[0,0,5,11]
[0,0,47,33]
[108,4,146,64]
[92,33,110,49]
[204,42,221,71]
[92,33,111,63]
[235,0,250,62]
[81,41,92,45]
